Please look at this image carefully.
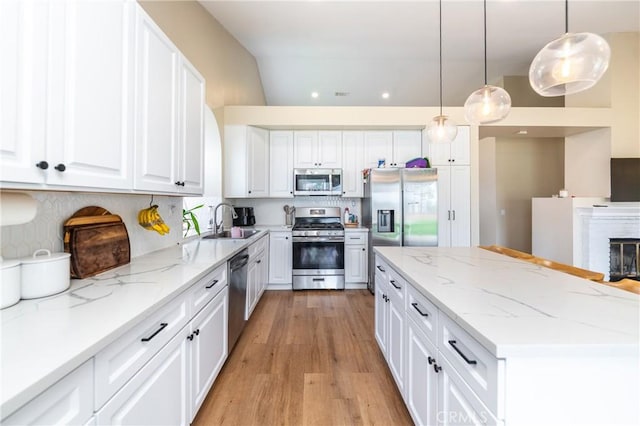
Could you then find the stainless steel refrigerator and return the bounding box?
[362,168,438,292]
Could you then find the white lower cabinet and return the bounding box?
[247,235,269,319]
[2,360,94,425]
[96,327,190,425]
[189,286,228,421]
[406,318,438,426]
[344,231,368,284]
[268,231,292,285]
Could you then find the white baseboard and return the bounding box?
[345,283,367,290]
[267,283,293,291]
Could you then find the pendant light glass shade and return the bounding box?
[464,85,512,124]
[426,115,458,144]
[529,32,610,97]
[463,0,511,125]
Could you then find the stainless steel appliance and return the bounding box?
[362,168,438,292]
[292,207,345,290]
[293,168,342,196]
[228,249,249,350]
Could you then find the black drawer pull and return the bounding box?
[390,280,401,290]
[205,279,219,289]
[411,302,429,317]
[448,340,477,365]
[376,265,385,272]
[433,364,442,373]
[428,356,435,365]
[141,323,168,342]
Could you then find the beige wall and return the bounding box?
[566,32,640,158]
[479,137,497,246]
[494,137,564,252]
[500,76,565,108]
[564,128,611,197]
[139,0,266,115]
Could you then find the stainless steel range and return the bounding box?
[292,207,345,290]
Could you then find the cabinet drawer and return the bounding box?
[374,256,389,280]
[249,234,268,257]
[190,264,227,315]
[3,360,94,425]
[439,314,501,416]
[406,284,438,344]
[94,291,190,409]
[387,266,406,303]
[345,232,368,245]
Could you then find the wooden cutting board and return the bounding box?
[63,206,130,279]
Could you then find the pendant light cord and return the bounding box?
[483,0,487,85]
[438,0,443,116]
[565,0,569,33]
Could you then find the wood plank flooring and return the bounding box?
[193,290,412,426]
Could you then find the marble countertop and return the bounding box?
[374,246,640,358]
[0,231,268,418]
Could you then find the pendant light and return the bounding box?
[529,0,610,97]
[464,0,511,125]
[426,0,457,144]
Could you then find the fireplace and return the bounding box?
[609,238,639,282]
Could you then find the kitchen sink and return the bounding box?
[202,229,261,240]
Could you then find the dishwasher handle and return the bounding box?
[229,253,250,270]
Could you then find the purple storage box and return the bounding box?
[405,157,428,168]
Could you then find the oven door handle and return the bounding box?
[293,237,345,243]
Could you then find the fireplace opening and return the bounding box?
[609,238,640,282]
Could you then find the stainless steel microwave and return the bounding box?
[293,168,342,196]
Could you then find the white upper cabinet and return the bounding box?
[269,131,294,198]
[1,0,135,190]
[341,131,365,197]
[133,6,204,195]
[392,131,422,166]
[425,126,470,166]
[224,125,269,198]
[294,130,342,168]
[364,131,393,169]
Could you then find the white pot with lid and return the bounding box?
[21,249,71,299]
[1,257,21,309]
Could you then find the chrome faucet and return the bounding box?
[213,203,238,235]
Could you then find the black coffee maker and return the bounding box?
[232,207,255,226]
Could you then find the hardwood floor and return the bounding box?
[193,290,412,426]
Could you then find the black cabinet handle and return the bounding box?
[362,248,365,251]
[205,279,218,289]
[285,236,289,240]
[411,302,429,317]
[141,323,168,342]
[35,161,49,170]
[448,340,477,365]
[433,364,442,373]
[390,280,401,290]
[54,163,66,172]
[257,260,261,264]
[194,329,200,336]
[248,190,252,194]
[428,356,435,365]
[187,333,194,341]
[174,181,185,186]
[376,265,385,272]
[452,210,456,221]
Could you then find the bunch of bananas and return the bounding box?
[138,205,170,235]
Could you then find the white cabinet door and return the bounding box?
[46,0,134,190]
[247,126,269,197]
[341,131,365,197]
[189,287,228,421]
[258,249,269,297]
[269,131,294,197]
[268,231,292,284]
[317,131,342,168]
[374,276,388,356]
[391,130,422,167]
[96,327,190,426]
[364,131,393,169]
[246,258,259,319]
[345,244,367,283]
[425,126,470,166]
[406,319,438,426]
[437,166,452,247]
[388,295,405,394]
[293,131,318,168]
[133,7,180,193]
[177,58,205,195]
[450,166,471,247]
[2,360,93,426]
[0,0,48,185]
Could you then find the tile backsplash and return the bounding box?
[0,191,183,260]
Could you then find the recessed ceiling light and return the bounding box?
[516,129,528,135]
[311,91,319,98]
[382,92,390,99]
[334,91,349,97]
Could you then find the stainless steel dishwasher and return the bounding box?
[228,249,249,351]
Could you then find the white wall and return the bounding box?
[564,128,612,197]
[479,137,497,246]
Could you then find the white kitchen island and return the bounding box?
[374,246,639,426]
